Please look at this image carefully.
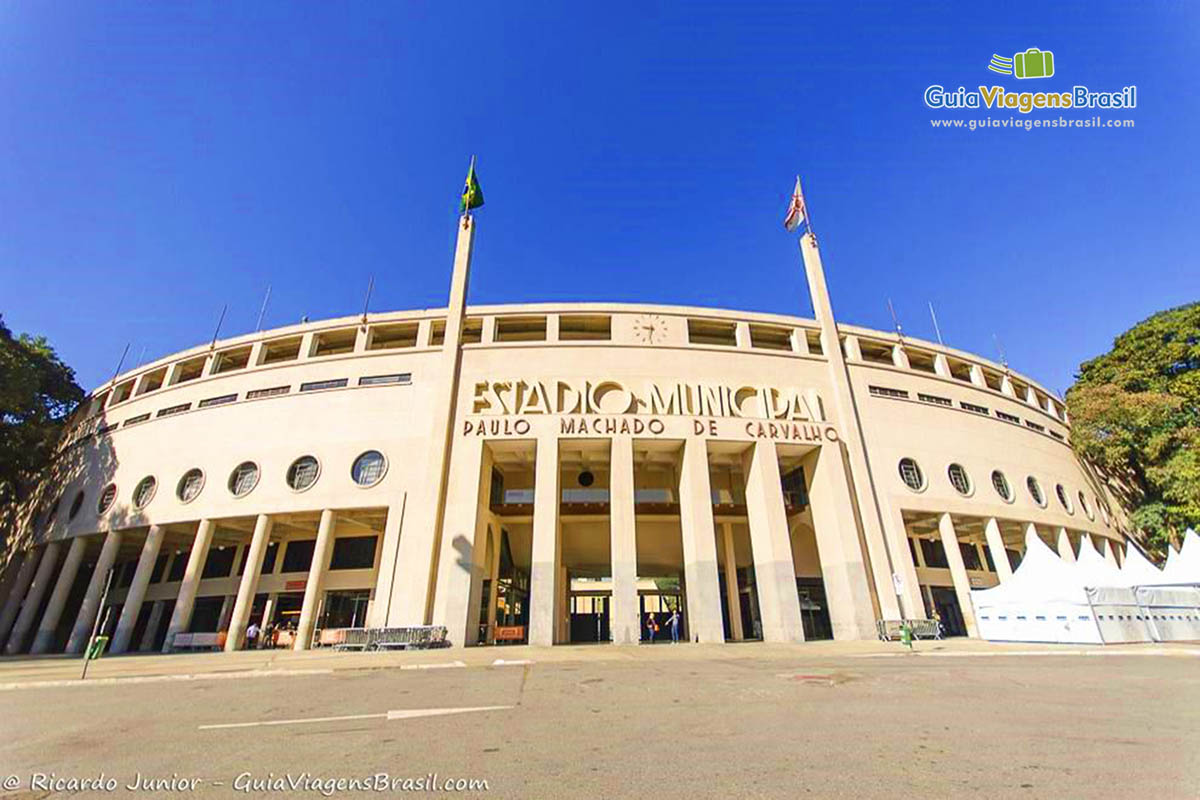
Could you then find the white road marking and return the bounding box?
[199,705,513,730]
[0,668,334,692]
[492,658,534,666]
[398,660,467,670]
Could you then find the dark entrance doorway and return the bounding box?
[929,586,967,637]
[569,593,610,643]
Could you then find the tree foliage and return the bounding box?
[0,316,85,504]
[1066,301,1200,550]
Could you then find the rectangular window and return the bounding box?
[173,356,208,384]
[687,319,737,346]
[300,379,348,392]
[281,539,316,573]
[109,380,135,406]
[858,340,895,364]
[149,554,169,584]
[167,551,189,582]
[96,423,118,436]
[748,324,793,351]
[805,330,823,355]
[367,323,419,350]
[238,542,279,575]
[1049,430,1065,441]
[359,373,412,387]
[960,542,983,570]
[136,368,168,395]
[919,539,949,569]
[906,350,938,374]
[495,316,547,342]
[201,546,236,579]
[124,413,151,426]
[917,393,952,407]
[199,393,238,408]
[559,315,611,341]
[960,401,989,415]
[329,536,379,570]
[868,385,909,399]
[156,403,192,418]
[946,359,973,382]
[261,336,303,365]
[213,346,253,374]
[429,317,483,346]
[996,411,1021,424]
[312,329,358,357]
[246,385,290,400]
[1024,420,1045,432]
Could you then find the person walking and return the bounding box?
[666,608,680,643]
[646,612,658,644]
[245,622,260,650]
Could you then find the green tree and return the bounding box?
[0,316,85,504]
[1065,301,1200,550]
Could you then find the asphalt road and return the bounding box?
[1,647,1197,799]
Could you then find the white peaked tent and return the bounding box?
[971,529,1200,644]
[971,529,1103,644]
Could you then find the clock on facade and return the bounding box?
[632,314,668,344]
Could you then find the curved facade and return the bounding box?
[0,221,1132,655]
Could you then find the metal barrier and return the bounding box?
[318,626,450,651]
[876,619,943,641]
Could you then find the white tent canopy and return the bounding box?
[971,529,1200,644]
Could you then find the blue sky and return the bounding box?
[1,2,1196,395]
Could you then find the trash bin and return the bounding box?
[87,635,109,660]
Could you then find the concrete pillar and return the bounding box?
[609,436,640,645]
[969,364,987,388]
[677,438,726,643]
[430,437,489,647]
[161,520,215,652]
[225,514,274,652]
[294,509,336,650]
[984,518,1013,581]
[933,353,950,377]
[366,495,408,628]
[528,437,560,646]
[0,551,41,645]
[935,513,978,637]
[720,523,743,641]
[1102,538,1120,568]
[67,530,123,654]
[4,542,62,654]
[261,594,277,628]
[137,601,166,652]
[31,536,88,654]
[1056,527,1075,562]
[742,441,804,643]
[881,504,924,620]
[110,525,165,654]
[803,446,881,639]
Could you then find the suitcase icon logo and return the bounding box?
[988,48,1055,79]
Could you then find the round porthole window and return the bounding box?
[177,469,205,503]
[229,462,260,497]
[898,458,925,492]
[1027,476,1046,507]
[351,451,387,487]
[1056,483,1073,513]
[68,491,85,520]
[97,484,118,514]
[133,476,157,509]
[947,464,972,496]
[991,470,1012,502]
[287,456,321,492]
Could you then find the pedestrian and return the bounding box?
[646,612,658,643]
[666,608,680,643]
[245,622,260,650]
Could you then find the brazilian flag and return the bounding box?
[460,159,484,213]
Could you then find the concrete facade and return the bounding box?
[0,220,1133,655]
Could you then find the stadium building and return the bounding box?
[0,214,1133,656]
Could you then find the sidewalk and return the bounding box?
[1,638,1196,690]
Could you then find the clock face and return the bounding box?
[632,314,668,344]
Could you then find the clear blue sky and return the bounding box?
[2,2,1196,395]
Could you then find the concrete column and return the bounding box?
[882,503,924,619]
[161,520,215,651]
[935,514,978,637]
[31,536,89,654]
[933,353,950,377]
[224,514,274,652]
[430,437,489,646]
[677,438,726,643]
[110,525,165,654]
[802,446,881,639]
[528,437,560,646]
[67,530,123,654]
[1056,527,1075,562]
[0,550,42,646]
[742,441,804,643]
[969,364,987,388]
[4,542,62,654]
[1102,538,1120,568]
[294,509,336,650]
[137,601,166,652]
[366,496,408,628]
[261,594,277,628]
[892,345,911,369]
[720,523,743,641]
[609,436,640,644]
[984,518,1013,581]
